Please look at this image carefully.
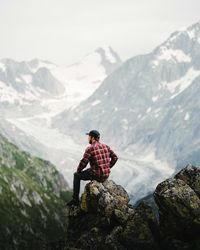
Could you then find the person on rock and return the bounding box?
[67,130,118,206]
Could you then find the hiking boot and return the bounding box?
[66,198,79,207]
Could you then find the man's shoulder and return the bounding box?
[88,142,111,150]
[101,143,110,149]
[89,142,108,149]
[85,145,92,152]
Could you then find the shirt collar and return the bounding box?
[92,140,100,145]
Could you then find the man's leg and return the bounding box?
[73,169,93,199]
[67,169,93,206]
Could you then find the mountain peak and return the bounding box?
[167,20,200,43]
[28,58,56,70]
[0,58,17,65]
[95,45,122,64]
[187,20,200,30]
[152,20,200,65]
[71,45,122,76]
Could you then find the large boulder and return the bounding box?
[65,179,158,250]
[80,179,129,215]
[63,165,200,250]
[119,201,160,250]
[174,164,200,197]
[154,165,200,249]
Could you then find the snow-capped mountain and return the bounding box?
[0,58,64,102]
[0,46,122,118]
[53,21,200,170]
[50,46,122,110]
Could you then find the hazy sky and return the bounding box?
[0,0,199,65]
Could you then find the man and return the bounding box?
[67,130,118,206]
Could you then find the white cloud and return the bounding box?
[0,0,199,65]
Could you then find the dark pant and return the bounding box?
[72,169,99,199]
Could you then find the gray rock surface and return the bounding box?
[60,165,200,250]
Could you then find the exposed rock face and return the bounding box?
[174,164,200,196]
[80,180,129,215]
[120,202,160,250]
[154,164,200,249]
[65,180,159,250]
[63,164,200,250]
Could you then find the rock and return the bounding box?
[174,164,200,197]
[154,166,200,249]
[80,179,129,216]
[66,179,132,249]
[113,208,129,225]
[105,226,126,250]
[119,201,160,250]
[65,165,200,250]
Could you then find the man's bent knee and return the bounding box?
[74,171,80,178]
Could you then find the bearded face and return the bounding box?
[88,135,99,144]
[89,136,93,144]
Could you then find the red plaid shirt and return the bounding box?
[77,141,118,182]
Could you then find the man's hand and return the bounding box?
[107,145,118,168]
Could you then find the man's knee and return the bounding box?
[74,171,80,178]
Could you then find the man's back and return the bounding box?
[89,141,118,180]
[77,140,118,182]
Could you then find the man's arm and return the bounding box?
[107,146,118,168]
[77,146,91,172]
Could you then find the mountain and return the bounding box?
[50,45,122,110]
[52,21,200,170]
[0,46,122,118]
[0,132,72,249]
[0,58,65,116]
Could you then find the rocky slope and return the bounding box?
[59,164,200,250]
[0,132,72,249]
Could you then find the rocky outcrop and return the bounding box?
[154,164,200,249]
[63,164,200,250]
[65,180,160,250]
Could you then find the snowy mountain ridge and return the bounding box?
[0,46,122,117]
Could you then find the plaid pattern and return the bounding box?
[77,141,118,181]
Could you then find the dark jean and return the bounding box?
[72,169,104,199]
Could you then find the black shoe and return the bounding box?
[66,198,79,207]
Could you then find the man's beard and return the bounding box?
[89,139,92,144]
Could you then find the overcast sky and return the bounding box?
[0,0,200,65]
